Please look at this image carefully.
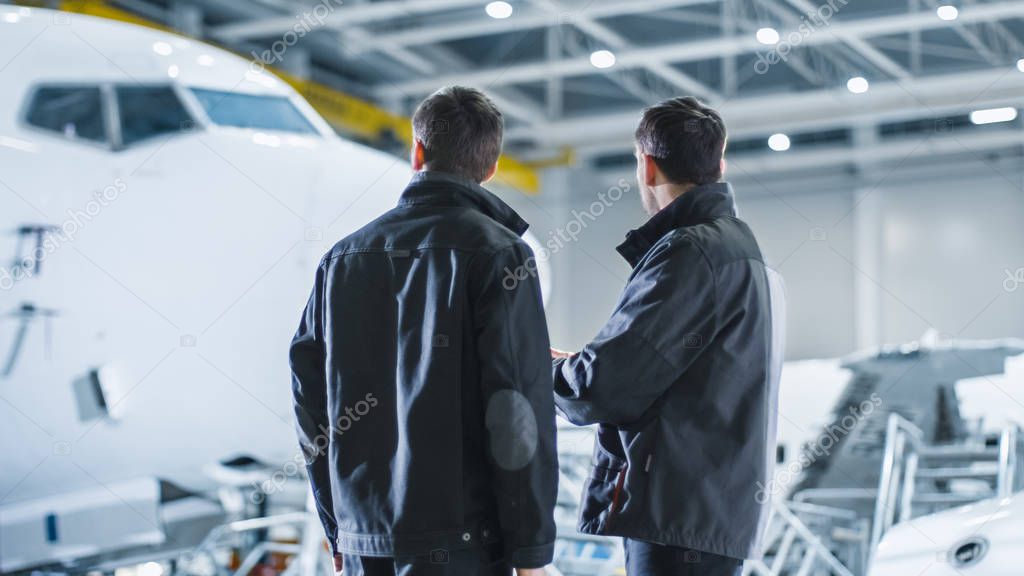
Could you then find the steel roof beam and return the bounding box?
[348,0,722,54]
[382,1,1024,97]
[589,127,1024,177]
[211,0,486,41]
[782,0,911,79]
[506,66,1024,149]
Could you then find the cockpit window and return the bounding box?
[117,86,193,146]
[26,87,107,143]
[190,88,318,135]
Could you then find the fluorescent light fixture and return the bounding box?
[969,107,1017,125]
[485,1,513,19]
[846,76,869,94]
[590,49,616,69]
[152,41,173,56]
[756,27,780,45]
[3,12,20,23]
[768,133,791,152]
[936,5,958,21]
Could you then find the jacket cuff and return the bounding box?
[509,542,555,569]
[551,357,566,383]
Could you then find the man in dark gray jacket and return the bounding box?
[552,97,786,575]
[291,86,556,576]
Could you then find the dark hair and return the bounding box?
[634,96,727,186]
[412,86,503,183]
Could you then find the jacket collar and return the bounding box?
[398,170,529,237]
[616,182,737,267]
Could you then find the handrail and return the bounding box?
[785,501,860,521]
[869,414,924,554]
[776,417,1020,574]
[869,414,901,554]
[997,426,1018,498]
[897,452,918,523]
[793,488,877,503]
[869,414,1020,560]
[222,511,309,533]
[190,512,315,571]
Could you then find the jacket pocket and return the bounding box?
[579,464,627,534]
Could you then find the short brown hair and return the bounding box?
[635,97,726,186]
[412,86,503,182]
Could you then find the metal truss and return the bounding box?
[118,0,1024,168]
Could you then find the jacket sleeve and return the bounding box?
[289,257,339,554]
[470,241,558,569]
[553,237,715,426]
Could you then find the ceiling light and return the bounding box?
[846,76,869,94]
[167,65,179,78]
[756,27,780,45]
[197,54,214,66]
[485,1,513,19]
[768,133,791,152]
[3,13,20,23]
[936,5,958,21]
[152,41,173,56]
[1016,58,1024,73]
[590,49,616,69]
[969,107,1017,125]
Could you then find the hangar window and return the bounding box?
[26,86,107,143]
[116,86,193,146]
[190,88,318,135]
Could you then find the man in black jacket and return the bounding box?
[291,86,556,576]
[552,97,786,575]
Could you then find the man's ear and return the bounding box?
[411,139,426,172]
[720,156,727,178]
[481,161,498,183]
[642,154,660,187]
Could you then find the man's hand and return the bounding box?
[333,554,343,574]
[516,568,548,576]
[550,347,573,360]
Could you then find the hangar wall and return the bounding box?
[502,158,1024,360]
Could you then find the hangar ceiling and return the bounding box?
[67,0,1024,177]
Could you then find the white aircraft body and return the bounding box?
[0,6,411,569]
[870,492,1024,576]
